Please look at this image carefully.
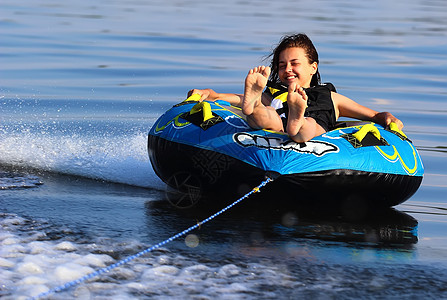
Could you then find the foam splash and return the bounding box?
[0,214,283,299]
[0,123,165,189]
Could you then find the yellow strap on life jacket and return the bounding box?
[268,87,288,103]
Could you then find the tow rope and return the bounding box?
[31,177,273,300]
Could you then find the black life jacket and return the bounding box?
[265,81,337,132]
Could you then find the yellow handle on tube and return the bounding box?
[389,122,407,138]
[352,123,381,143]
[190,101,213,122]
[184,93,202,102]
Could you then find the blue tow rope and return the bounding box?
[31,177,273,300]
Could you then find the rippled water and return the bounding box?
[1,0,447,299]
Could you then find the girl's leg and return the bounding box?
[243,66,283,131]
[242,66,270,115]
[286,82,308,136]
[246,106,284,131]
[287,82,324,142]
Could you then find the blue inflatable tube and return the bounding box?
[148,97,424,210]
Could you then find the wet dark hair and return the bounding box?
[268,33,321,87]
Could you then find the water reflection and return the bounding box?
[146,199,419,249]
[273,209,418,248]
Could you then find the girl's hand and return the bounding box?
[186,88,244,106]
[374,112,404,130]
[187,89,213,101]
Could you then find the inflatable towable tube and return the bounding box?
[148,95,424,209]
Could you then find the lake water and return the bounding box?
[1,0,447,298]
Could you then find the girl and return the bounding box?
[188,33,403,143]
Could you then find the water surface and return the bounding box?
[1,0,447,298]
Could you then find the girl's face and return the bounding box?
[277,47,318,88]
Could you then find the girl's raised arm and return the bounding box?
[332,92,403,130]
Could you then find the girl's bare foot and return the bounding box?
[242,66,271,115]
[286,82,308,136]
